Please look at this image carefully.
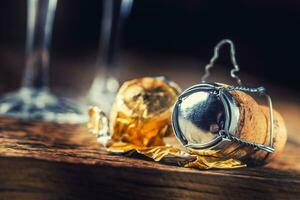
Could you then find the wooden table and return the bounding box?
[0,52,300,199]
[0,111,300,200]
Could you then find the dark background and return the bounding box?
[0,0,299,93]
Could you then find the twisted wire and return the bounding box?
[225,85,266,94]
[219,130,274,153]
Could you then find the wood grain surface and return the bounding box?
[0,108,300,200]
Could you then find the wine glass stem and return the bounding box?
[98,0,133,87]
[22,0,57,90]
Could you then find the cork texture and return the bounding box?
[223,90,287,165]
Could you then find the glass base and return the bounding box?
[87,76,119,114]
[0,87,87,123]
[88,90,116,114]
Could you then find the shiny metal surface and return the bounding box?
[178,91,225,144]
[172,83,240,150]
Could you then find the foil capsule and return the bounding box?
[110,77,181,147]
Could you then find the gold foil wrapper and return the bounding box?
[88,77,245,169]
[110,77,180,147]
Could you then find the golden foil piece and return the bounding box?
[88,106,110,146]
[110,77,181,147]
[88,77,245,169]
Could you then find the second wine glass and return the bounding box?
[88,0,134,113]
[0,0,87,123]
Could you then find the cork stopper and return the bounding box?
[224,90,287,165]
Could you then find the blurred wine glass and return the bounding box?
[88,0,134,113]
[0,0,86,123]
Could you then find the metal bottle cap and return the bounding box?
[172,83,240,150]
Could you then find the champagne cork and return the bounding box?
[172,82,287,166]
[222,90,287,165]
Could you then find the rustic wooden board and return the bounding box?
[0,116,300,200]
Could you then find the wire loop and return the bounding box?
[201,39,242,85]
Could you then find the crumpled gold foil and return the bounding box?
[110,77,180,147]
[88,77,245,169]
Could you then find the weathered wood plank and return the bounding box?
[0,117,300,200]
